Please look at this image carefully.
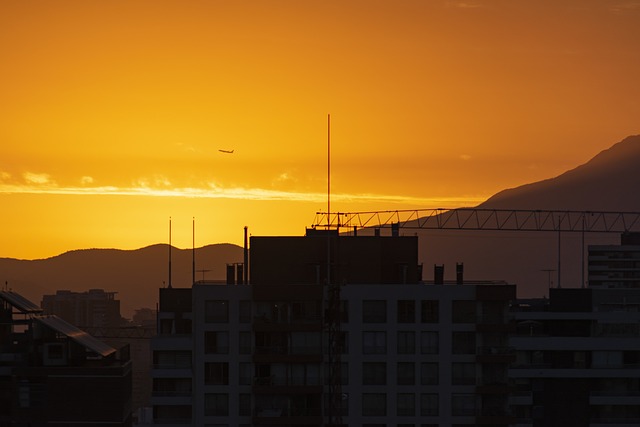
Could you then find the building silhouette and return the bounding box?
[0,290,132,426]
[150,230,515,426]
[41,288,123,329]
[510,232,640,426]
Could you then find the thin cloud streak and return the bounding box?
[0,183,484,207]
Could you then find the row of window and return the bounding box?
[203,392,477,417]
[204,299,492,324]
[201,361,475,386]
[203,330,477,355]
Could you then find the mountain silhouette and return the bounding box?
[0,244,244,319]
[480,134,640,211]
[2,135,639,308]
[416,135,640,297]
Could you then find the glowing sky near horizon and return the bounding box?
[1,0,639,259]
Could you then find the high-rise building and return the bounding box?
[41,288,123,328]
[150,231,515,426]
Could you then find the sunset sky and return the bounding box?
[1,0,639,259]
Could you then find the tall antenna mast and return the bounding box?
[168,217,172,289]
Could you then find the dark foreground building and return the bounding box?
[151,230,516,426]
[0,290,132,426]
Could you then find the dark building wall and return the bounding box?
[549,288,592,312]
[250,235,419,285]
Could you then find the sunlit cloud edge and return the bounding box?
[0,183,485,207]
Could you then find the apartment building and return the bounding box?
[41,288,123,328]
[0,290,132,426]
[151,230,515,426]
[509,233,640,427]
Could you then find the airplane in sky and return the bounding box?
[218,149,234,154]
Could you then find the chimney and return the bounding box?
[226,264,235,285]
[434,264,444,285]
[244,226,249,284]
[391,222,399,237]
[236,264,244,285]
[456,262,464,285]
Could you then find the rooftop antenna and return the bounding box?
[327,113,331,230]
[168,217,172,289]
[327,113,331,286]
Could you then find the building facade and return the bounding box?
[0,290,132,426]
[509,233,640,427]
[150,231,516,426]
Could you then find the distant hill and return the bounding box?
[3,135,639,308]
[0,243,244,318]
[415,135,640,297]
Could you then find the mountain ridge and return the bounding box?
[3,134,640,310]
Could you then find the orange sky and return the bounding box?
[1,0,639,259]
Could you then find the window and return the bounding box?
[421,300,439,323]
[239,393,251,416]
[452,332,476,354]
[397,300,415,323]
[420,362,438,385]
[154,350,192,368]
[397,362,415,385]
[204,331,229,354]
[204,362,229,385]
[451,394,476,416]
[239,363,251,385]
[452,363,476,385]
[397,393,415,416]
[363,331,387,354]
[325,361,349,385]
[452,300,476,323]
[239,300,251,323]
[363,362,386,385]
[397,331,416,354]
[323,393,349,416]
[362,393,387,416]
[325,331,349,355]
[205,393,228,416]
[420,393,438,416]
[205,300,229,323]
[291,332,321,355]
[363,300,387,323]
[239,331,251,354]
[420,331,438,354]
[340,300,349,322]
[291,363,321,385]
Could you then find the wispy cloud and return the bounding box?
[23,172,54,185]
[80,176,94,185]
[0,181,484,207]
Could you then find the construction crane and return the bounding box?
[313,208,640,233]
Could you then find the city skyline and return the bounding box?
[2,1,639,259]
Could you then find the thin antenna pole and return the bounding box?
[327,114,331,286]
[192,217,196,285]
[557,215,562,289]
[168,217,172,289]
[327,113,331,229]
